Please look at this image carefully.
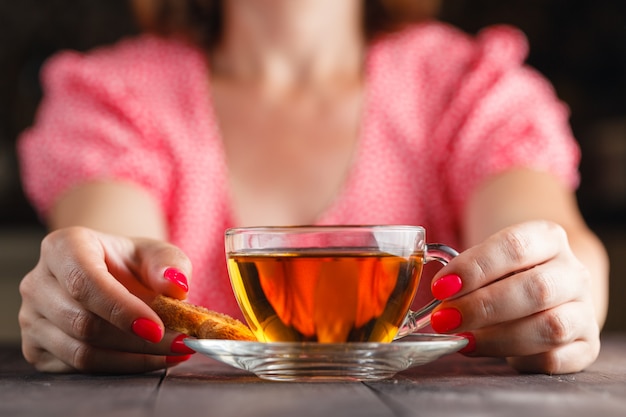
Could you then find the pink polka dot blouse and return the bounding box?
[18,22,581,317]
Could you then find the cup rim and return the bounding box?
[225,225,425,235]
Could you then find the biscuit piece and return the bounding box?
[151,295,256,341]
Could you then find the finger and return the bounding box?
[42,227,165,342]
[23,314,172,374]
[23,344,77,374]
[30,282,188,354]
[459,301,597,359]
[435,221,569,295]
[92,233,192,301]
[438,259,588,330]
[22,283,193,362]
[22,263,123,350]
[127,238,193,300]
[506,339,601,374]
[19,302,75,373]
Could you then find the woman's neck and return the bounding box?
[211,0,365,93]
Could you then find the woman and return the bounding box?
[17,0,608,374]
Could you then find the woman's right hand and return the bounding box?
[19,226,195,373]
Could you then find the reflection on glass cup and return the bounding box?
[225,225,458,343]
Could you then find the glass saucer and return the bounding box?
[184,333,468,382]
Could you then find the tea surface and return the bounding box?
[227,248,423,343]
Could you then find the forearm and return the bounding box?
[462,169,609,327]
[49,180,168,240]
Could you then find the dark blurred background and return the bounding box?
[0,1,624,340]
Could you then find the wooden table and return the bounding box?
[2,333,625,417]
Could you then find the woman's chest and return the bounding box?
[212,85,364,226]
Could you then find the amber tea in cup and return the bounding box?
[225,226,458,343]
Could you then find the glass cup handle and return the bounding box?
[394,243,460,339]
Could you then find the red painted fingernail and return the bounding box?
[431,308,462,333]
[171,334,195,354]
[166,354,192,365]
[131,318,163,343]
[458,332,476,354]
[164,267,188,292]
[432,274,462,300]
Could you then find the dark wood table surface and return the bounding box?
[2,333,625,417]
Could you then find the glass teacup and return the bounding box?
[225,225,458,343]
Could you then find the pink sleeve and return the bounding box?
[17,50,173,219]
[443,26,581,216]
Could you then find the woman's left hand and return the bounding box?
[430,220,601,374]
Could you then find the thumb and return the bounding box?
[130,238,193,300]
